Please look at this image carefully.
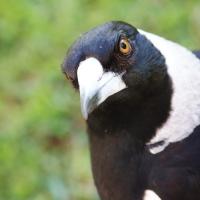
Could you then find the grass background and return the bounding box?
[0,0,200,199]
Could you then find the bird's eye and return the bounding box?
[119,38,132,55]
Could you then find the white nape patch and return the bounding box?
[77,57,126,119]
[143,190,161,200]
[139,30,200,154]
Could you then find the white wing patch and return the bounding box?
[143,190,161,200]
[139,30,200,154]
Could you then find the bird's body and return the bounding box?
[62,21,200,200]
[89,122,200,200]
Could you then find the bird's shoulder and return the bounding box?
[153,124,200,166]
[147,125,200,199]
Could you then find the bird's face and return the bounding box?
[62,21,169,128]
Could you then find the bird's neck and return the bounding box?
[88,130,150,200]
[86,75,172,200]
[139,30,200,153]
[87,74,172,143]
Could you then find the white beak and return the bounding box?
[77,57,127,119]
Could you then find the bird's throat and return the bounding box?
[86,75,172,200]
[88,130,150,200]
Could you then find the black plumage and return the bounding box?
[193,50,200,59]
[62,21,200,200]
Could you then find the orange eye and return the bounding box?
[119,39,132,55]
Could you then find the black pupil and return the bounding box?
[121,41,127,49]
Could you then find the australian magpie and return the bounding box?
[62,21,200,200]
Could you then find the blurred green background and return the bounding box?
[0,0,200,199]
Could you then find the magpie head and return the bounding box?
[62,21,171,137]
